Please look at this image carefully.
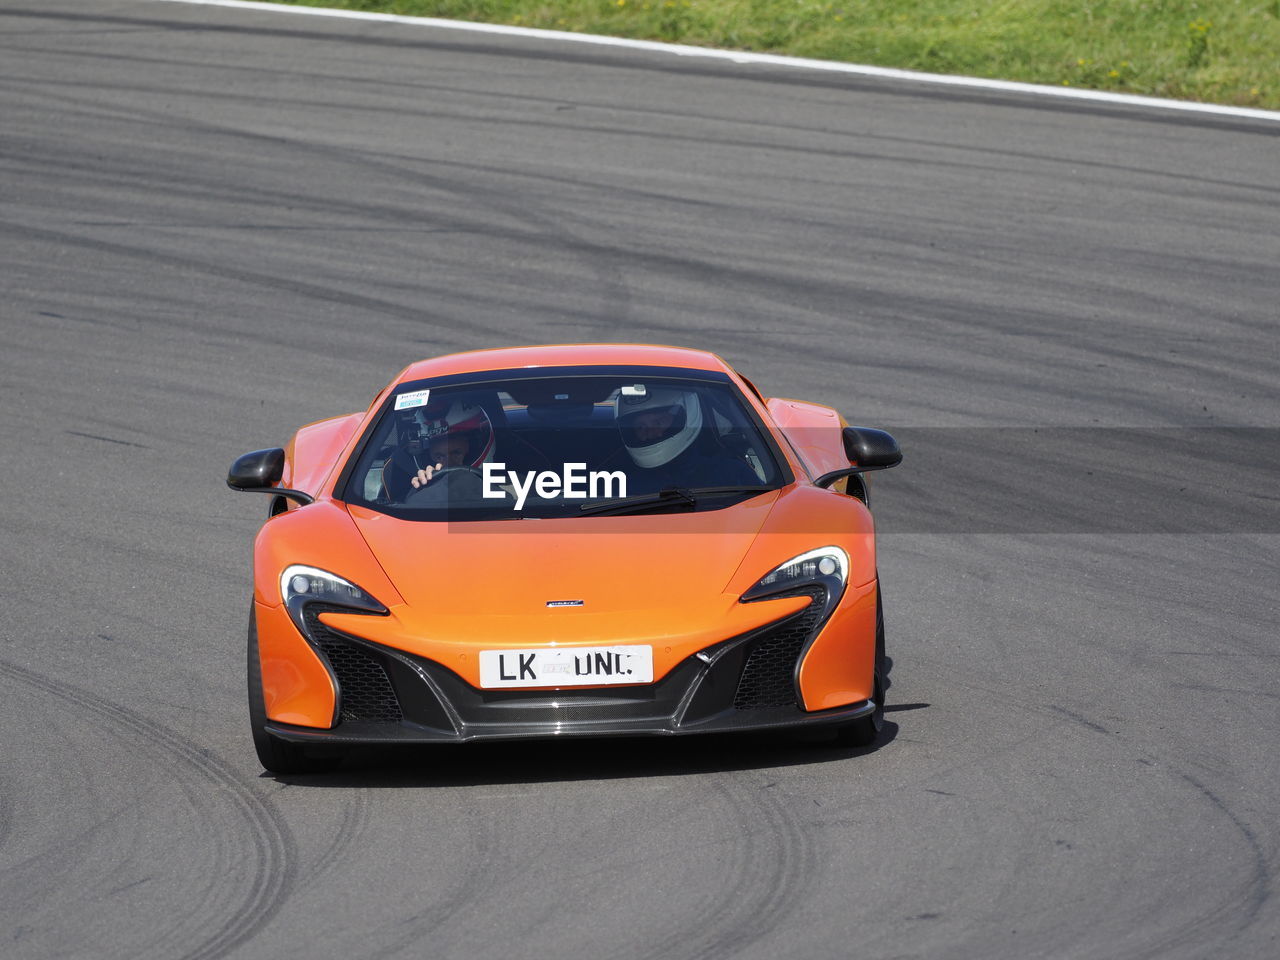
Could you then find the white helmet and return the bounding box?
[614,385,702,468]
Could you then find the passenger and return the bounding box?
[612,386,759,493]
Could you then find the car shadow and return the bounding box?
[268,719,904,788]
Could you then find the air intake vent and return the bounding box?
[304,607,403,724]
[733,587,827,709]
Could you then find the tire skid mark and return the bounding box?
[621,774,821,960]
[960,678,1274,956]
[1,798,135,896]
[879,660,1273,960]
[706,776,818,958]
[35,68,643,324]
[1046,704,1112,736]
[602,779,751,960]
[0,765,14,851]
[928,674,1276,960]
[375,810,500,960]
[294,788,372,893]
[1,79,635,342]
[0,694,228,959]
[1174,772,1271,928]
[0,659,297,960]
[0,723,124,924]
[1113,765,1273,960]
[991,683,1272,925]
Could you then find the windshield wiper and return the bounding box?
[578,485,774,517]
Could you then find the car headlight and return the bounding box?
[280,564,387,633]
[740,546,848,608]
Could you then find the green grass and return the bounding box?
[270,0,1280,109]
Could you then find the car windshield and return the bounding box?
[340,369,788,520]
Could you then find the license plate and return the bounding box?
[478,645,653,689]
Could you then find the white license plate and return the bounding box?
[478,645,653,689]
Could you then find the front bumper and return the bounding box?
[267,593,874,745]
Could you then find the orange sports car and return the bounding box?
[228,345,901,773]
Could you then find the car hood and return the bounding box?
[340,495,800,649]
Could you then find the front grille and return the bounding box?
[303,607,403,724]
[733,587,827,709]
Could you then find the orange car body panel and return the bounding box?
[329,497,811,692]
[397,344,725,385]
[720,485,876,592]
[252,500,405,610]
[796,579,878,710]
[255,599,336,726]
[281,413,364,499]
[253,501,407,728]
[248,345,884,730]
[766,398,851,487]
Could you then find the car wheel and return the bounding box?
[247,608,339,775]
[833,583,886,748]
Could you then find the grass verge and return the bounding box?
[267,0,1280,109]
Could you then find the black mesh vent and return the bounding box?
[303,607,403,724]
[733,587,827,709]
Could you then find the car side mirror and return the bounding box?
[813,427,902,489]
[228,447,285,489]
[227,448,314,506]
[841,426,902,470]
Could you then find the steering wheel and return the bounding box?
[403,465,509,505]
[422,465,485,481]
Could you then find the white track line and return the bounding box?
[153,0,1280,123]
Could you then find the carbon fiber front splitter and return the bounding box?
[264,698,877,745]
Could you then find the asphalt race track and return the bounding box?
[2,2,1278,957]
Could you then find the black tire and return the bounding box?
[247,608,340,775]
[832,583,887,748]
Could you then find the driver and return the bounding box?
[406,400,494,489]
[376,399,497,501]
[410,430,476,488]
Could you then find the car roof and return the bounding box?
[396,344,732,384]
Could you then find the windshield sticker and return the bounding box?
[394,389,431,410]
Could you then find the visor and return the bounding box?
[618,404,688,448]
